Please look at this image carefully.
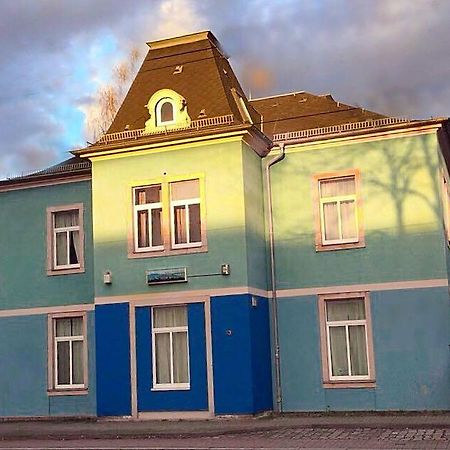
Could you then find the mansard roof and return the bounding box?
[107,31,260,134]
[250,91,385,139]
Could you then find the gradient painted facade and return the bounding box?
[1,32,450,418]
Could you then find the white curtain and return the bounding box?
[151,208,163,246]
[320,177,355,197]
[349,325,368,376]
[155,333,171,384]
[323,202,339,240]
[188,204,201,243]
[137,210,149,248]
[71,230,80,264]
[326,300,365,321]
[154,306,187,328]
[173,332,189,383]
[174,206,187,244]
[340,200,357,239]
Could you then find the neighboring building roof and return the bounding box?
[250,91,386,139]
[0,156,91,189]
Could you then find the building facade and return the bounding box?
[1,31,450,417]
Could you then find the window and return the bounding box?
[318,293,375,387]
[47,204,84,275]
[442,175,450,243]
[48,313,88,393]
[170,180,202,248]
[152,306,190,390]
[134,185,163,252]
[156,98,176,126]
[313,170,364,251]
[130,178,206,258]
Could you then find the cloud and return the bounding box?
[0,0,449,178]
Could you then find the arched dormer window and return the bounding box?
[144,89,190,134]
[156,98,176,126]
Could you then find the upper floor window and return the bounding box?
[134,185,163,252]
[442,175,450,244]
[313,170,365,251]
[156,98,176,126]
[131,178,206,258]
[47,204,85,275]
[170,180,201,248]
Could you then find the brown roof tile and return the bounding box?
[250,91,386,139]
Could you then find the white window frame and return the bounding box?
[47,203,84,275]
[48,312,88,393]
[156,98,176,126]
[318,292,375,388]
[325,301,370,382]
[442,174,450,244]
[151,306,190,391]
[170,182,202,249]
[319,176,358,246]
[133,186,164,253]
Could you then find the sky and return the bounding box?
[0,0,449,178]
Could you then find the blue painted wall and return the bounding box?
[95,303,131,416]
[0,313,96,417]
[278,287,450,411]
[211,294,272,414]
[135,303,208,412]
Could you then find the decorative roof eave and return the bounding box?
[74,122,271,158]
[0,171,91,192]
[272,117,448,146]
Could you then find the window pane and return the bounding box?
[160,101,174,123]
[323,202,339,240]
[155,333,171,384]
[171,180,199,201]
[320,177,355,197]
[188,203,201,243]
[341,200,357,239]
[54,210,78,228]
[329,326,349,377]
[69,231,79,264]
[55,232,68,266]
[71,317,83,336]
[137,210,149,248]
[326,299,365,321]
[174,205,187,244]
[135,185,161,205]
[151,208,163,247]
[57,341,70,385]
[154,306,187,328]
[72,341,84,384]
[349,325,368,376]
[56,318,72,337]
[173,332,189,383]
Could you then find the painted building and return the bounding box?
[1,31,450,417]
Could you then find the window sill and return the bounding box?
[47,267,85,276]
[323,380,376,389]
[151,385,190,392]
[47,388,88,396]
[128,245,208,259]
[316,241,365,252]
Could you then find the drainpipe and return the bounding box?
[265,142,285,413]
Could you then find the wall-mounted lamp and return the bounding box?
[103,271,112,284]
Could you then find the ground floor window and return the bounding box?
[318,292,375,387]
[151,305,190,390]
[48,312,88,392]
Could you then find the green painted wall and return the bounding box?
[268,133,447,289]
[91,139,266,297]
[0,181,94,310]
[242,142,268,291]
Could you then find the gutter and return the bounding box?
[265,142,285,413]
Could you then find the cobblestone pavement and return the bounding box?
[3,426,450,449]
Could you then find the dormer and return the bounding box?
[144,89,191,134]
